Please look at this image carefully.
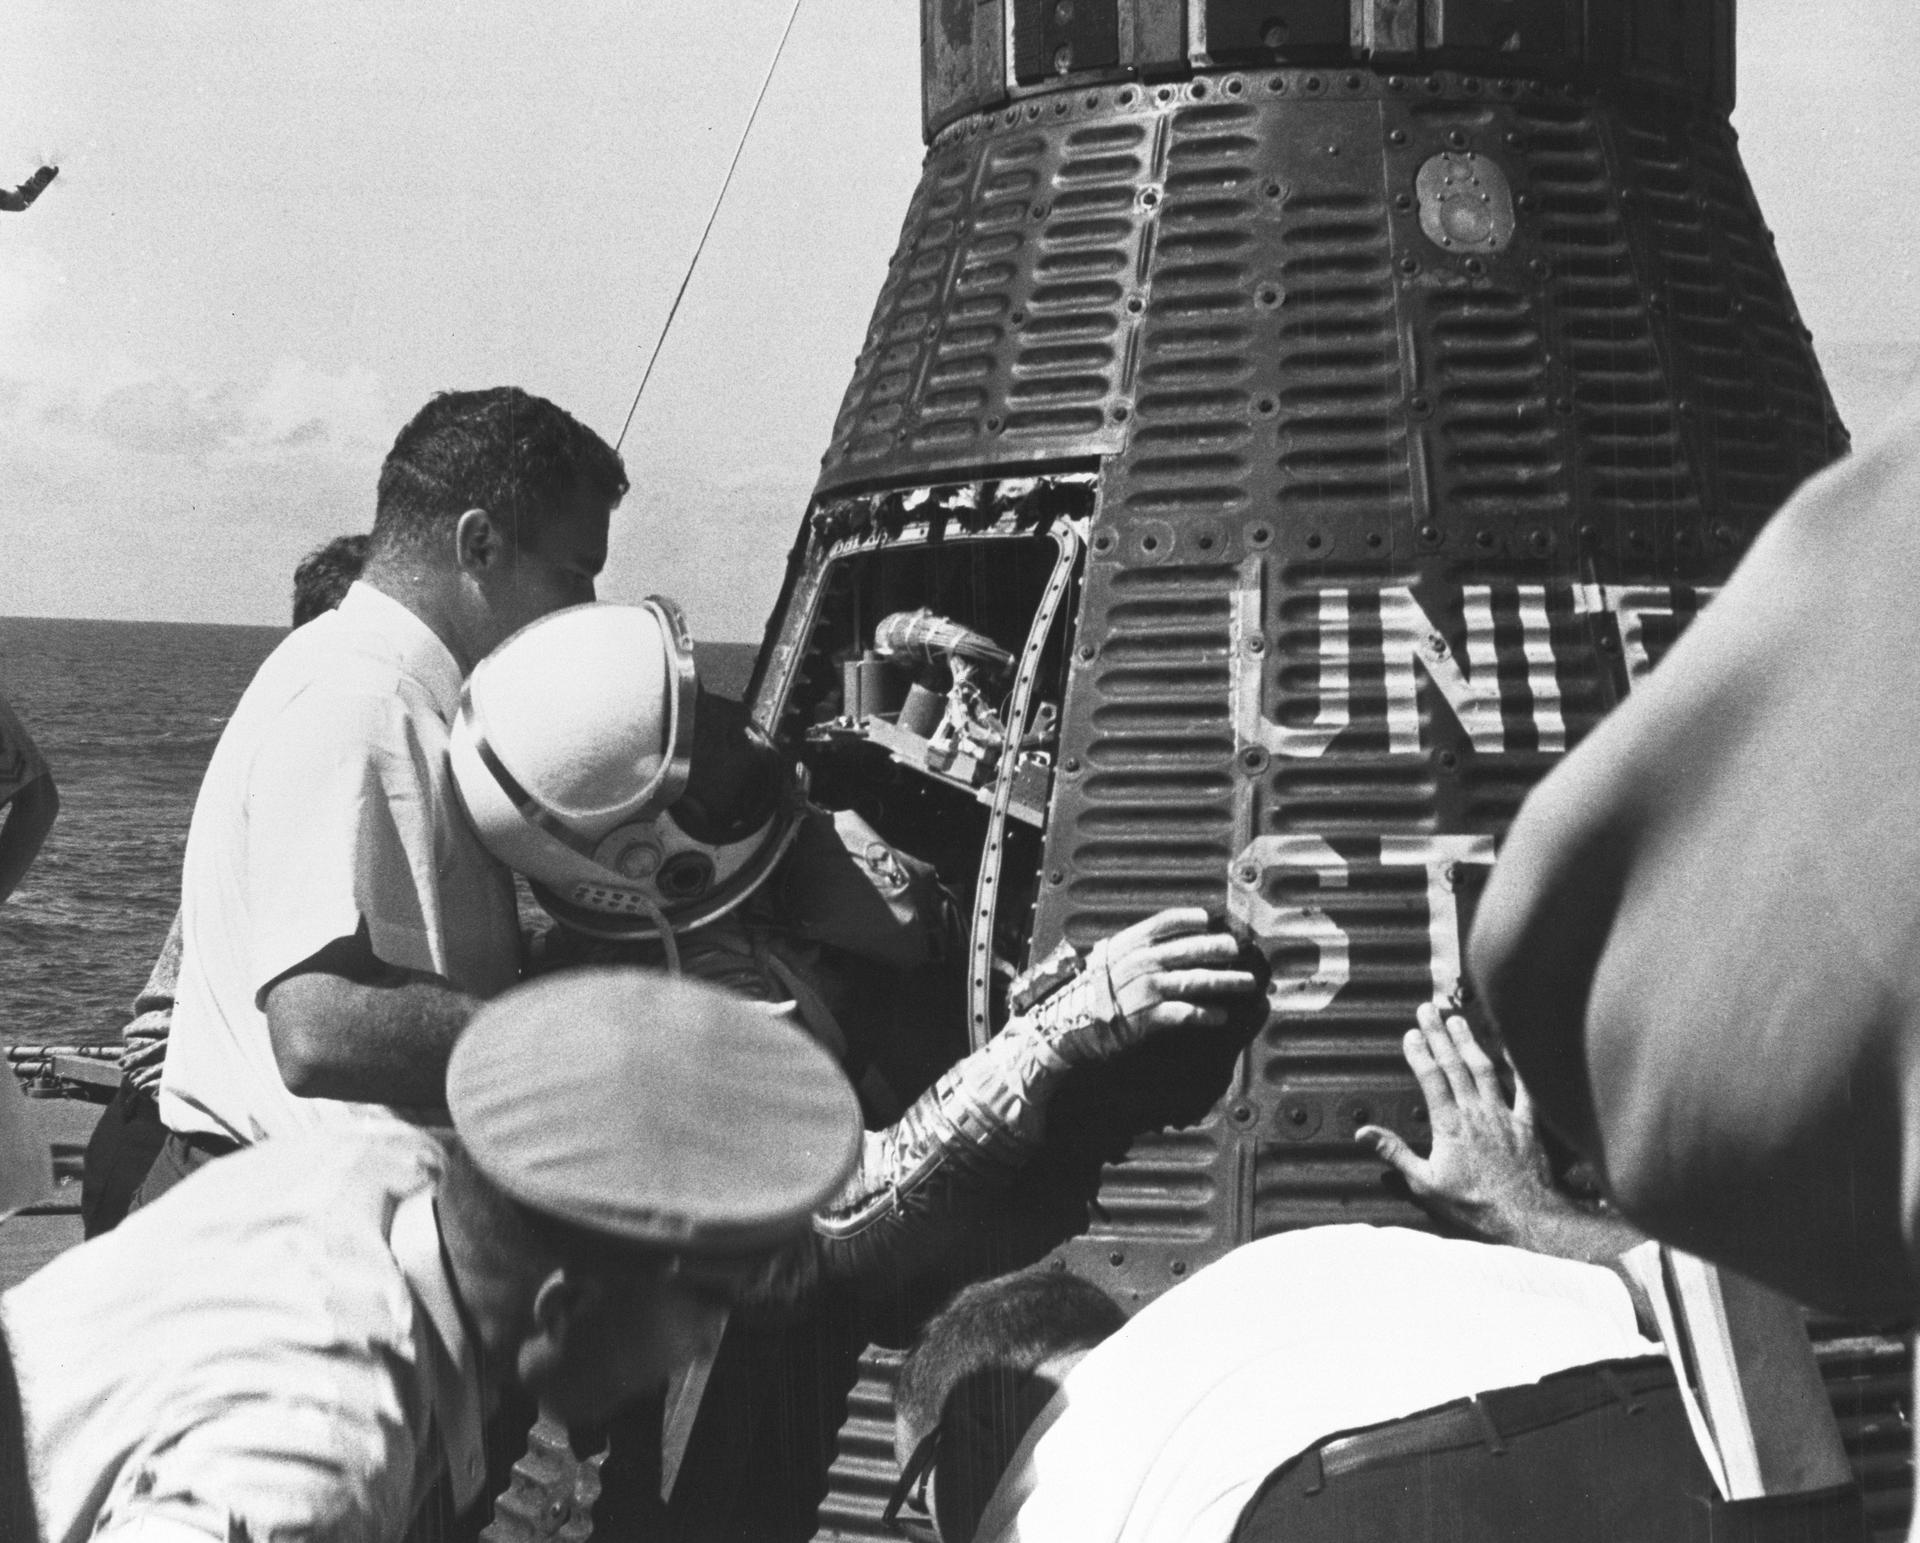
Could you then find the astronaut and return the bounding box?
[448,599,1261,1296]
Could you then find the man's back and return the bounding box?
[975,1226,1657,1543]
[3,1129,480,1543]
[163,583,517,1145]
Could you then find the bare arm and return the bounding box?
[1359,1004,1654,1325]
[0,771,58,904]
[263,926,479,1105]
[121,910,184,1092]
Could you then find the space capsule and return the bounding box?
[654,3,1897,1537]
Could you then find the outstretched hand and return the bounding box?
[1357,1002,1560,1248]
[1036,907,1260,1067]
[1358,1004,1650,1272]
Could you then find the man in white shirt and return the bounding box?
[887,1008,1868,1543]
[147,387,626,1196]
[3,970,864,1543]
[84,533,372,1238]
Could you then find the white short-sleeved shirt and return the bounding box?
[976,1226,1661,1543]
[2,1129,486,1543]
[162,582,520,1142]
[0,690,49,806]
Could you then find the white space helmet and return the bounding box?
[449,598,800,940]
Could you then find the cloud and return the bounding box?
[4,446,376,624]
[93,376,243,456]
[244,356,391,453]
[0,340,397,621]
[0,245,67,338]
[0,350,392,466]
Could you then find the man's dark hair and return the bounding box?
[897,1269,1126,1542]
[291,533,371,627]
[371,387,628,560]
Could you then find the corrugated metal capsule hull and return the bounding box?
[723,13,1902,1541]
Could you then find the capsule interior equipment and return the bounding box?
[728,2,1911,1538]
[761,479,1091,1050]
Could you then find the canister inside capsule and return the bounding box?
[897,682,947,738]
[842,651,909,721]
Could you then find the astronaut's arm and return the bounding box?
[802,907,1255,1286]
[809,1016,1063,1266]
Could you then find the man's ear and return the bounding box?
[934,1369,1050,1543]
[529,1266,596,1341]
[519,1266,598,1392]
[454,508,507,573]
[517,1268,569,1394]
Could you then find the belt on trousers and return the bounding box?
[1295,1358,1676,1495]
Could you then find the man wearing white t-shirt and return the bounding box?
[146,388,627,1198]
[888,1008,1868,1543]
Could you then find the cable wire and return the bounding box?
[616,0,807,451]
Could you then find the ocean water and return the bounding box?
[0,616,283,1047]
[0,616,759,1048]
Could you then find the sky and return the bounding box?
[1,0,1916,638]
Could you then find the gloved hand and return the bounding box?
[1025,906,1257,1067]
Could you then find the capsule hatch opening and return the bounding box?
[763,476,1093,1045]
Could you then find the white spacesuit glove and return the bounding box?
[1021,907,1255,1068]
[809,908,1256,1264]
